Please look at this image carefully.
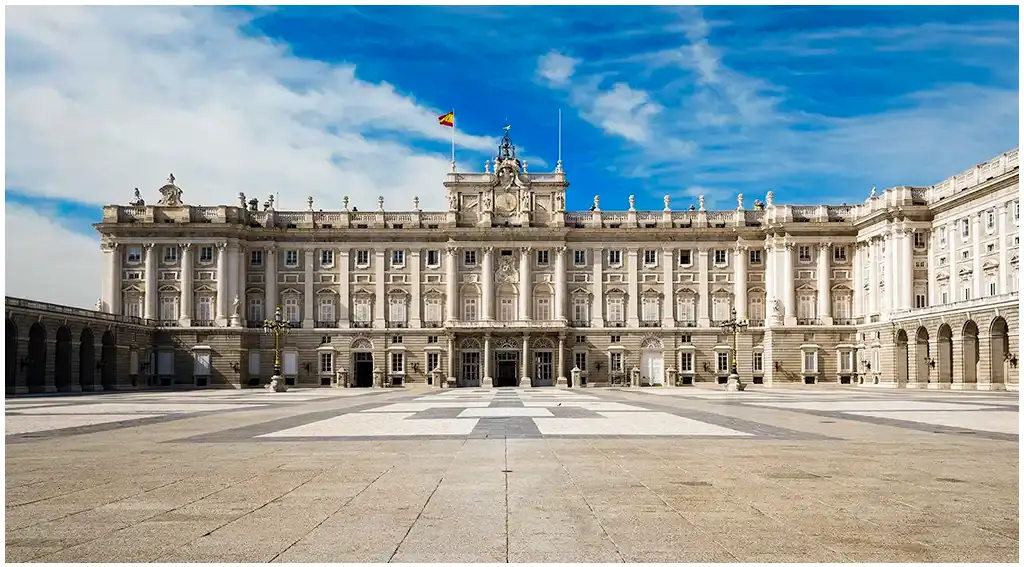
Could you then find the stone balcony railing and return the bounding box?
[889,292,1019,321]
[5,297,154,327]
[444,319,567,330]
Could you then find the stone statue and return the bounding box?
[448,193,458,211]
[737,193,744,210]
[248,198,259,212]
[95,299,103,311]
[663,195,671,211]
[593,195,600,211]
[238,192,247,209]
[765,191,774,208]
[484,160,491,174]
[307,196,314,211]
[413,196,420,211]
[753,199,763,211]
[698,195,705,211]
[628,195,636,211]
[483,194,492,211]
[232,295,240,316]
[377,196,385,211]
[129,188,145,207]
[772,299,784,318]
[554,193,565,211]
[267,194,275,210]
[521,192,531,211]
[870,186,877,198]
[156,174,184,206]
[522,160,529,173]
[343,196,350,211]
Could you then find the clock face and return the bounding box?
[496,192,517,214]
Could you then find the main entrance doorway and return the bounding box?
[534,351,553,385]
[354,352,374,387]
[640,350,665,385]
[495,351,519,387]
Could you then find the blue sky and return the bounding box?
[3,5,1020,306]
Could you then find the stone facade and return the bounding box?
[6,137,1020,393]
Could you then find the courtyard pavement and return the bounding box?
[4,385,1019,563]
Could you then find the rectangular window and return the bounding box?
[798,245,812,262]
[573,352,587,372]
[987,211,995,231]
[427,352,440,373]
[915,294,927,309]
[283,352,298,375]
[354,298,371,322]
[158,351,175,375]
[643,250,657,265]
[427,335,438,344]
[390,352,405,374]
[163,246,179,263]
[713,249,727,265]
[989,281,997,296]
[464,250,477,266]
[803,351,818,373]
[677,297,695,323]
[389,298,407,323]
[832,296,850,320]
[284,250,298,267]
[319,352,333,373]
[283,297,300,323]
[535,298,551,320]
[610,352,623,373]
[712,296,731,322]
[679,250,692,266]
[716,352,730,373]
[392,335,403,344]
[833,246,847,262]
[606,297,623,322]
[797,295,816,320]
[355,250,370,266]
[608,250,622,265]
[941,291,948,304]
[939,227,947,247]
[749,296,764,321]
[195,296,213,321]
[961,218,970,239]
[320,249,334,266]
[610,335,620,343]
[249,350,261,375]
[248,298,263,322]
[424,297,442,323]
[839,351,853,373]
[573,250,586,266]
[572,297,589,322]
[499,298,515,321]
[641,297,659,321]
[752,352,763,372]
[680,352,694,372]
[126,246,143,264]
[392,250,405,267]
[537,250,550,266]
[963,287,971,301]
[159,296,178,321]
[318,297,335,322]
[250,249,263,266]
[748,250,761,265]
[426,250,440,266]
[463,298,478,321]
[193,350,211,376]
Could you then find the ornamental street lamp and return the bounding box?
[263,306,292,392]
[720,307,749,391]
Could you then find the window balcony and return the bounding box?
[797,318,822,326]
[607,321,626,328]
[423,321,442,328]
[833,318,856,325]
[388,321,408,328]
[314,320,337,329]
[445,319,567,330]
[352,321,372,329]
[676,319,697,327]
[247,320,263,328]
[711,319,730,327]
[192,320,215,327]
[639,320,661,327]
[158,319,179,327]
[569,320,591,327]
[747,319,764,327]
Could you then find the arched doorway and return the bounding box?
[55,326,73,392]
[101,330,117,390]
[639,338,665,386]
[989,317,1009,387]
[493,336,521,387]
[27,323,47,393]
[961,320,979,386]
[915,327,930,385]
[894,329,909,387]
[6,319,18,393]
[79,328,96,391]
[937,324,953,385]
[351,338,374,388]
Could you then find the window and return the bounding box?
[464,250,477,266]
[249,350,261,375]
[159,296,178,320]
[200,246,215,263]
[193,350,211,376]
[716,352,730,373]
[427,335,438,344]
[839,351,853,373]
[426,250,440,267]
[575,335,585,344]
[574,352,587,372]
[833,246,847,262]
[797,294,816,320]
[610,335,621,343]
[499,298,515,321]
[962,250,970,260]
[1015,201,1020,222]
[641,297,659,321]
[606,296,624,322]
[318,352,333,373]
[572,297,589,323]
[987,243,995,253]
[248,298,263,322]
[803,351,818,373]
[832,296,850,320]
[939,227,947,247]
[798,245,812,262]
[163,246,179,263]
[680,334,691,343]
[680,352,694,372]
[987,211,995,232]
[355,250,370,267]
[391,335,403,344]
[535,298,551,321]
[158,351,175,376]
[676,296,695,322]
[463,298,478,321]
[610,352,623,373]
[320,249,334,267]
[353,298,371,323]
[915,294,927,309]
[283,296,300,323]
[284,250,298,267]
[643,250,657,265]
[573,250,586,266]
[537,250,550,266]
[713,249,727,265]
[940,291,948,304]
[389,296,407,323]
[318,297,335,322]
[424,297,442,323]
[283,352,298,375]
[961,218,970,239]
[679,250,692,266]
[608,250,622,265]
[914,233,926,248]
[712,296,731,322]
[748,295,764,321]
[390,352,405,374]
[392,250,405,267]
[195,295,213,321]
[752,352,763,372]
[989,281,997,296]
[963,287,971,301]
[748,250,761,265]
[427,352,440,372]
[127,246,142,264]
[250,250,263,266]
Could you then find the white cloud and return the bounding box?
[584,83,663,144]
[4,205,102,309]
[536,51,580,86]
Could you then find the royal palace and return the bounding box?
[5,133,1020,393]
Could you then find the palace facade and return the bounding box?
[5,134,1020,393]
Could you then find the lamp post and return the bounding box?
[263,306,292,392]
[720,307,749,391]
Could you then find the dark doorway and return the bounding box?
[894,329,909,387]
[962,320,979,385]
[101,331,117,390]
[79,328,95,391]
[494,352,518,387]
[27,323,47,393]
[6,319,17,393]
[990,317,1009,386]
[937,324,953,385]
[354,352,373,387]
[55,326,73,392]
[915,327,930,385]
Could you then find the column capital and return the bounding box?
[519,245,533,254]
[216,241,228,250]
[783,242,795,250]
[181,242,192,250]
[554,246,566,256]
[818,241,832,250]
[446,244,459,253]
[482,246,494,255]
[734,243,749,252]
[143,243,156,250]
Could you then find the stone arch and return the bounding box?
[55,326,74,392]
[27,323,47,393]
[101,330,117,390]
[961,320,979,385]
[894,328,909,387]
[640,337,663,350]
[989,317,1009,386]
[937,323,953,384]
[914,326,930,385]
[6,319,18,393]
[532,337,555,350]
[351,337,373,351]
[459,337,482,350]
[79,327,95,390]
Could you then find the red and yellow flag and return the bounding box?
[437,111,455,128]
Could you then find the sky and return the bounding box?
[4,4,1020,308]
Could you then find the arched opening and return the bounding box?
[915,327,930,385]
[961,320,979,385]
[55,326,73,392]
[639,338,665,386]
[79,328,96,391]
[989,317,1009,386]
[101,330,117,390]
[937,324,953,385]
[6,319,18,393]
[351,338,374,388]
[894,329,909,387]
[27,323,47,393]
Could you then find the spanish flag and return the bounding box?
[438,110,455,128]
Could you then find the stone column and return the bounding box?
[481,246,494,320]
[265,246,278,318]
[554,247,567,320]
[852,241,863,319]
[927,231,937,307]
[901,229,914,310]
[180,243,193,325]
[816,242,831,324]
[947,223,959,303]
[483,334,492,387]
[236,244,246,326]
[374,250,386,327]
[521,334,531,386]
[411,250,422,327]
[216,242,228,325]
[303,249,315,329]
[884,232,896,318]
[143,243,157,320]
[102,242,121,314]
[626,248,640,326]
[445,246,458,323]
[339,250,350,327]
[764,241,776,311]
[697,247,710,327]
[734,244,748,320]
[997,205,1009,294]
[556,333,567,386]
[592,246,604,327]
[662,246,675,326]
[868,238,880,316]
[446,334,456,384]
[783,243,796,324]
[972,213,983,299]
[519,246,532,320]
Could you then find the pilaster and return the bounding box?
[215,242,228,326]
[947,222,959,303]
[554,246,567,321]
[143,243,157,320]
[339,250,350,328]
[972,212,983,299]
[482,246,494,321]
[179,243,193,326]
[303,249,315,329]
[445,245,458,323]
[102,242,121,314]
[265,245,278,317]
[697,247,710,327]
[997,205,1009,294]
[374,250,386,327]
[519,246,532,321]
[733,244,748,320]
[816,242,832,324]
[411,250,422,327]
[783,242,796,326]
[927,231,937,307]
[591,247,604,327]
[662,246,675,327]
[627,248,640,327]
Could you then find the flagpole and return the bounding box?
[450,109,456,172]
[556,108,563,173]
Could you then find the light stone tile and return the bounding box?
[523,401,646,411]
[258,412,479,437]
[745,401,1001,412]
[458,407,554,418]
[11,403,263,415]
[5,414,165,435]
[533,411,751,436]
[848,410,1019,435]
[361,402,490,412]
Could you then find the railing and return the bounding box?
[192,320,215,327]
[352,321,372,329]
[420,212,447,224]
[796,318,821,326]
[247,320,263,328]
[744,210,765,224]
[249,211,269,226]
[889,292,1019,320]
[385,213,414,223]
[606,321,626,328]
[676,320,697,327]
[388,321,408,328]
[120,207,147,221]
[314,320,337,328]
[565,212,590,226]
[826,206,853,221]
[445,319,567,329]
[639,320,661,327]
[158,319,179,327]
[569,320,591,327]
[5,297,154,326]
[791,207,818,221]
[747,319,764,327]
[423,321,443,328]
[833,318,856,325]
[350,212,375,224]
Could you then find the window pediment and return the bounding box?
[675,287,697,296]
[123,285,143,293]
[281,287,302,295]
[157,285,179,293]
[606,287,626,296]
[245,287,264,295]
[316,288,339,295]
[352,289,374,298]
[194,284,216,293]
